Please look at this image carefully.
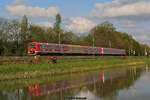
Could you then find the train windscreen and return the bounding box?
[30,44,36,48]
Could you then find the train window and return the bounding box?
[41,44,46,49]
[29,44,36,48]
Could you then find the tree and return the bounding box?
[29,25,46,42]
[20,15,31,55]
[100,21,116,32]
[89,22,116,47]
[7,20,21,55]
[61,31,79,44]
[21,15,30,42]
[21,15,28,34]
[0,17,149,56]
[45,27,57,43]
[0,18,22,55]
[87,21,149,56]
[54,13,62,44]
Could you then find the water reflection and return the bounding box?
[0,65,150,100]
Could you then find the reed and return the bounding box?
[0,57,149,80]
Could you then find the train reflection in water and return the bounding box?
[27,67,142,99]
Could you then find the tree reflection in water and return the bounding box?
[26,67,143,100]
[0,66,148,100]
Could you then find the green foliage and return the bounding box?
[0,18,21,55]
[0,15,149,56]
[21,15,28,34]
[87,22,117,47]
[61,31,79,44]
[45,27,57,43]
[88,22,150,56]
[20,15,30,55]
[54,13,62,44]
[54,13,61,31]
[29,25,46,42]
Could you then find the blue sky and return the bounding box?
[0,0,150,45]
[0,0,110,17]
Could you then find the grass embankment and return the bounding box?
[0,57,149,81]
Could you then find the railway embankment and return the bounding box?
[0,57,149,81]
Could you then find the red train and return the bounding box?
[27,42,126,56]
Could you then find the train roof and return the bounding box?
[29,42,125,50]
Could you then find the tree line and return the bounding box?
[0,14,149,56]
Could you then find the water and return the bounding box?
[0,65,150,100]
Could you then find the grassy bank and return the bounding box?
[0,56,149,81]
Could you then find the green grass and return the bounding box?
[0,56,149,80]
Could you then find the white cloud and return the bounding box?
[37,22,53,28]
[113,0,150,5]
[92,1,150,18]
[6,2,59,18]
[91,0,150,46]
[64,17,96,34]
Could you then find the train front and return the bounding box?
[28,42,39,55]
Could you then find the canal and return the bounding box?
[0,65,149,100]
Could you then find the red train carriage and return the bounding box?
[28,42,126,56]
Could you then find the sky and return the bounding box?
[0,0,150,45]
